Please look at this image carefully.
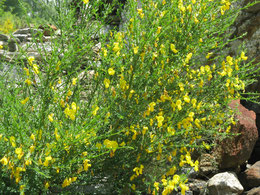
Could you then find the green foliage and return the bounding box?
[0,11,27,34]
[0,0,259,194]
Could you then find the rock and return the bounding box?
[244,161,260,189]
[0,41,8,50]
[249,137,260,164]
[236,12,260,40]
[208,172,244,195]
[245,187,260,195]
[38,24,57,36]
[21,42,53,53]
[244,0,260,13]
[216,99,258,169]
[0,51,20,62]
[13,34,29,42]
[8,38,20,52]
[187,179,207,195]
[13,28,42,36]
[0,34,9,41]
[199,153,219,177]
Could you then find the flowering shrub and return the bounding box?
[0,0,259,194]
[0,11,27,34]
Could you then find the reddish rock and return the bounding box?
[244,161,260,188]
[216,99,258,169]
[38,24,57,36]
[246,187,260,195]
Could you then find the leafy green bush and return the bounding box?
[0,11,20,34]
[0,0,258,194]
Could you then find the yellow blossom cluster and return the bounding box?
[64,102,78,120]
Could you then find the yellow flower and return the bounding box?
[187,4,192,12]
[194,118,201,129]
[104,78,110,88]
[15,147,24,159]
[108,68,115,75]
[148,102,156,112]
[103,139,118,151]
[154,182,159,191]
[10,136,16,147]
[64,102,77,120]
[206,52,213,59]
[103,48,107,57]
[0,156,8,165]
[71,177,77,182]
[25,79,32,86]
[157,26,162,34]
[30,133,35,141]
[28,56,35,65]
[194,160,199,172]
[226,56,233,65]
[180,183,189,195]
[62,178,70,188]
[240,51,248,61]
[48,113,54,122]
[20,184,26,191]
[54,128,60,141]
[142,126,148,135]
[21,97,29,104]
[178,82,184,91]
[67,90,72,96]
[170,44,178,53]
[32,64,39,74]
[183,94,190,103]
[179,4,186,12]
[202,141,210,150]
[43,156,52,167]
[29,145,35,153]
[113,42,120,53]
[137,8,144,18]
[72,78,77,85]
[92,106,99,116]
[176,100,182,110]
[185,53,193,63]
[133,46,139,54]
[24,68,30,76]
[45,182,50,189]
[60,99,65,107]
[205,65,210,72]
[82,0,89,4]
[96,142,102,149]
[0,44,3,49]
[156,116,164,127]
[172,174,180,185]
[83,159,91,171]
[25,159,32,166]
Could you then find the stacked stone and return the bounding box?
[0,26,58,62]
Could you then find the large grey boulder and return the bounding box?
[207,172,244,195]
